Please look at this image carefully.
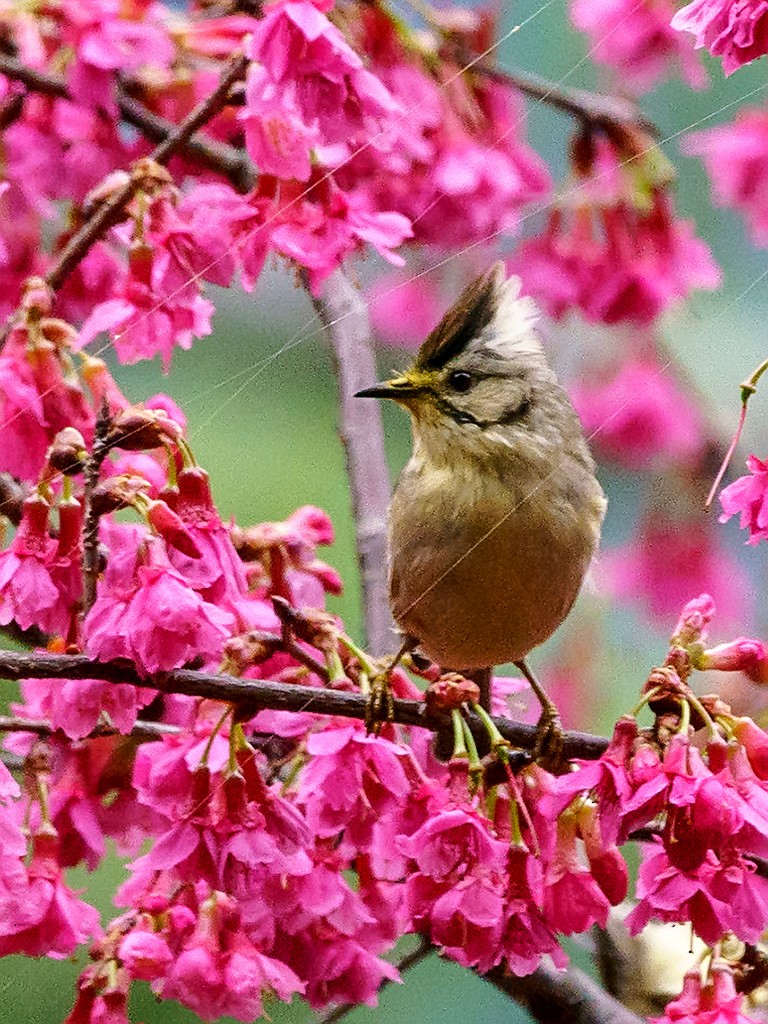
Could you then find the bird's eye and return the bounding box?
[448,371,472,393]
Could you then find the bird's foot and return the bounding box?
[533,699,566,772]
[514,658,567,773]
[365,671,395,735]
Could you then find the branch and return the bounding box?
[0,649,609,760]
[476,64,658,137]
[0,714,180,741]
[0,55,254,192]
[307,267,395,657]
[81,401,111,615]
[44,51,249,295]
[484,961,646,1024]
[0,472,25,526]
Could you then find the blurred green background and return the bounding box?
[4,0,768,1020]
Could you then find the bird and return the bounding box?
[355,262,606,743]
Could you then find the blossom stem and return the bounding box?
[686,693,718,742]
[629,686,661,717]
[705,402,748,509]
[81,399,112,614]
[451,709,468,759]
[337,633,376,677]
[472,702,512,763]
[199,706,233,768]
[677,696,691,736]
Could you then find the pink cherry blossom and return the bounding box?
[0,495,60,634]
[700,638,768,683]
[84,535,233,674]
[159,890,304,1022]
[719,454,768,543]
[513,187,720,325]
[300,723,410,851]
[569,359,705,470]
[652,965,766,1024]
[542,717,640,846]
[0,830,101,958]
[0,324,95,481]
[241,1,400,182]
[63,0,175,112]
[672,0,768,75]
[684,109,768,246]
[571,0,706,92]
[119,928,174,982]
[17,675,155,741]
[76,240,214,371]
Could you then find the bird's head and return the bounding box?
[356,263,546,440]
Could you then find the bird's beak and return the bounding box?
[354,376,424,400]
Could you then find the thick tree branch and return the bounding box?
[307,267,396,657]
[0,649,609,759]
[0,55,254,192]
[484,961,646,1024]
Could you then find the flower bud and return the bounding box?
[131,157,174,195]
[671,594,716,647]
[108,406,183,451]
[425,672,481,714]
[90,475,149,517]
[700,637,768,683]
[20,276,53,317]
[45,428,88,476]
[146,500,202,559]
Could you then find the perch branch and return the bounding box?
[0,649,609,760]
[307,267,395,656]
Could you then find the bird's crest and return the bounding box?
[414,262,540,370]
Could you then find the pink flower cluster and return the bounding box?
[569,357,705,470]
[547,701,768,946]
[672,0,768,76]
[685,109,768,246]
[719,454,768,544]
[570,0,706,92]
[655,964,762,1024]
[511,142,720,326]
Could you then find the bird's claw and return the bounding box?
[365,673,395,734]
[533,700,566,773]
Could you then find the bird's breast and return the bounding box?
[388,455,604,670]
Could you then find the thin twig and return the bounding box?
[0,648,609,759]
[307,267,395,657]
[0,55,254,191]
[44,51,249,295]
[81,400,111,615]
[483,961,646,1024]
[475,63,658,137]
[315,936,433,1024]
[115,82,255,192]
[0,52,249,346]
[0,714,180,741]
